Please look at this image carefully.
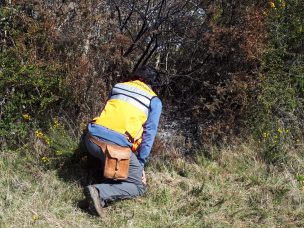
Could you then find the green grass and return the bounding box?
[1,140,304,227]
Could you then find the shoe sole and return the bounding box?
[84,186,104,217]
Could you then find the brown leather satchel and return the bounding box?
[88,134,131,180]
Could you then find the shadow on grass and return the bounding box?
[56,137,103,186]
[55,139,103,214]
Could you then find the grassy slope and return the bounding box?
[1,141,304,227]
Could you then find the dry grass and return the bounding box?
[0,140,304,227]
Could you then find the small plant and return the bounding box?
[31,118,78,168]
[259,126,290,164]
[296,175,304,192]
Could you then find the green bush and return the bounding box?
[252,0,304,163]
[0,6,67,147]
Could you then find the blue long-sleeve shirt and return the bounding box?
[88,97,162,167]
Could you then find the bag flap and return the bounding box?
[106,144,131,160]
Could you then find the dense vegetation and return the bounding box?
[1,0,303,226]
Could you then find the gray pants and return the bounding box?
[83,133,145,203]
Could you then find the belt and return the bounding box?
[88,134,131,153]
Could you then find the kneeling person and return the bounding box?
[82,65,162,216]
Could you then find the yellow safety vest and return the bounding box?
[93,80,157,151]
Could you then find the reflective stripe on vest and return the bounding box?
[110,94,149,115]
[111,83,155,116]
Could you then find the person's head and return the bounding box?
[132,65,159,86]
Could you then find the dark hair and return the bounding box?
[132,65,159,86]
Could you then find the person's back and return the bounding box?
[93,80,157,151]
[82,65,162,217]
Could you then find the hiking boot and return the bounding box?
[84,185,104,217]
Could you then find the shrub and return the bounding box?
[0,5,68,147]
[251,0,304,163]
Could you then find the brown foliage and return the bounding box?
[161,1,267,144]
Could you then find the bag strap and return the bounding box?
[88,134,107,153]
[88,134,131,153]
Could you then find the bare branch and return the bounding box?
[134,35,156,69]
[142,35,158,65]
[123,14,148,56]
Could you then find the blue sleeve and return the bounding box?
[137,97,162,167]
